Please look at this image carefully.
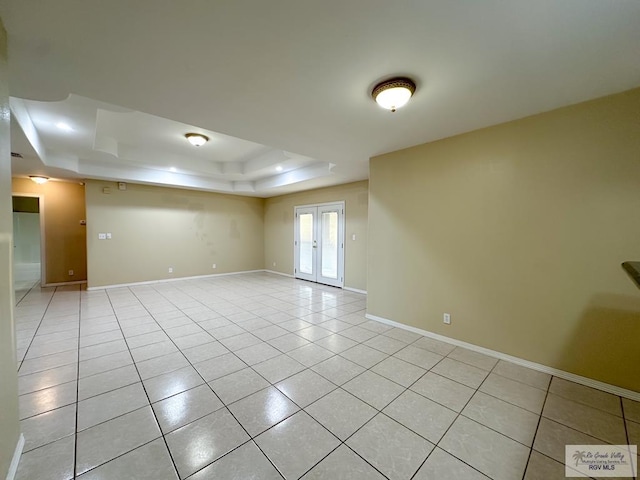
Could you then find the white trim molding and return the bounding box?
[86,270,267,290]
[344,287,367,295]
[264,270,294,278]
[42,280,87,287]
[6,433,24,480]
[366,313,640,402]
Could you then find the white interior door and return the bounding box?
[294,203,344,287]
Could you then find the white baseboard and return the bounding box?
[42,280,87,287]
[86,270,266,290]
[6,433,24,480]
[344,287,367,295]
[264,270,294,278]
[366,313,640,402]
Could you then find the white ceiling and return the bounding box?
[2,0,640,197]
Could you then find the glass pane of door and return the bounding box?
[320,211,338,279]
[299,213,314,275]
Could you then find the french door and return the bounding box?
[294,202,344,288]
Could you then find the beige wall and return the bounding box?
[0,18,21,479]
[264,181,368,291]
[12,178,87,284]
[369,88,640,392]
[85,181,264,287]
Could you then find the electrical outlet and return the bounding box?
[68,270,74,276]
[168,267,173,273]
[443,313,451,325]
[98,233,106,240]
[106,233,112,239]
[212,264,216,269]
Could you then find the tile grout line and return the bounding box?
[73,284,82,479]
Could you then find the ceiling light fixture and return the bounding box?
[29,175,49,184]
[55,122,73,131]
[185,133,209,147]
[275,165,283,172]
[372,77,416,112]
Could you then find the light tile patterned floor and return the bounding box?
[12,272,640,479]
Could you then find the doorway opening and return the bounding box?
[294,202,345,288]
[12,194,45,301]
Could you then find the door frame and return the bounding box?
[12,192,46,286]
[293,201,345,288]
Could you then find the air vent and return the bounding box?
[11,152,23,158]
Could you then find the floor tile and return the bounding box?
[15,434,75,480]
[276,369,337,408]
[210,367,269,404]
[219,332,262,351]
[256,411,340,480]
[252,354,305,384]
[297,325,333,342]
[193,352,247,382]
[623,398,640,423]
[492,360,551,390]
[228,386,299,436]
[364,334,407,354]
[314,334,358,354]
[412,336,456,356]
[440,416,530,480]
[340,344,387,369]
[79,330,124,348]
[549,377,622,416]
[267,333,311,353]
[532,417,606,464]
[75,406,161,475]
[301,444,387,479]
[447,347,498,371]
[172,331,215,350]
[143,365,205,403]
[78,364,140,401]
[152,384,223,433]
[21,403,76,452]
[358,320,393,334]
[131,340,179,363]
[279,319,313,332]
[181,341,229,364]
[305,388,376,440]
[79,350,133,378]
[383,327,421,344]
[19,381,77,419]
[431,357,489,389]
[343,370,405,410]
[79,339,129,362]
[371,356,426,388]
[252,324,289,341]
[383,390,457,444]
[542,393,627,444]
[18,350,78,377]
[462,391,540,446]
[414,447,489,480]
[523,450,586,480]
[136,352,190,380]
[18,363,77,395]
[235,342,281,365]
[209,324,246,340]
[165,408,249,479]
[126,330,170,349]
[338,326,378,343]
[287,343,334,367]
[77,382,149,431]
[479,372,547,413]
[347,413,434,480]
[189,441,282,480]
[77,438,178,480]
[311,355,366,386]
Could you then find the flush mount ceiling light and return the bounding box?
[372,77,416,112]
[55,122,73,131]
[185,133,209,147]
[29,176,49,184]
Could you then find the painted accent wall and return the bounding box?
[264,181,368,291]
[85,181,264,288]
[368,88,640,392]
[0,18,21,479]
[12,178,87,284]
